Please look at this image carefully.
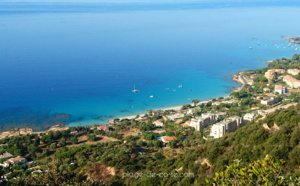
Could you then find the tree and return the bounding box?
[154,151,165,160]
[71,136,78,144]
[50,143,57,150]
[206,156,299,185]
[58,138,66,146]
[292,54,299,60]
[192,99,200,107]
[87,134,96,141]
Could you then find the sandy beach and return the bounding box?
[107,99,212,123]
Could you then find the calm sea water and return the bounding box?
[0,0,300,130]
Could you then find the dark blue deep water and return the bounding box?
[0,0,300,130]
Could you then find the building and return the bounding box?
[283,75,300,88]
[167,113,184,121]
[243,111,258,122]
[265,93,275,97]
[2,156,27,167]
[182,121,190,127]
[264,69,285,80]
[209,116,243,139]
[274,84,287,94]
[0,152,13,160]
[210,122,226,139]
[261,96,279,106]
[263,87,270,92]
[212,101,221,106]
[70,131,78,135]
[153,120,163,127]
[97,126,109,132]
[189,113,218,132]
[161,136,177,143]
[287,69,300,76]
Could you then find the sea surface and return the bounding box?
[0,0,300,131]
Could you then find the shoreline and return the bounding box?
[107,74,247,123]
[0,70,248,138]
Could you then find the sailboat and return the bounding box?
[132,84,139,93]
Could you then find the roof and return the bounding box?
[274,84,283,90]
[9,156,26,163]
[163,136,177,142]
[0,152,13,159]
[29,166,41,170]
[184,120,191,124]
[153,120,163,125]
[212,101,221,105]
[265,93,275,97]
[97,126,109,130]
[287,69,300,74]
[283,75,299,83]
[263,87,270,90]
[182,124,189,127]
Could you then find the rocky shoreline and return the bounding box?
[288,37,300,44]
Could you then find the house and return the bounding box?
[261,96,279,106]
[97,126,109,132]
[70,131,78,135]
[212,101,221,106]
[274,84,287,94]
[182,121,190,127]
[264,69,285,80]
[186,109,193,115]
[265,93,275,97]
[167,113,184,121]
[283,75,300,88]
[161,136,177,143]
[2,156,27,167]
[0,152,13,159]
[243,111,258,122]
[153,120,163,127]
[287,69,300,76]
[263,87,270,92]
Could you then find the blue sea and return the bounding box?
[0,0,300,131]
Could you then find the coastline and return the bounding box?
[0,69,249,138]
[107,73,247,124]
[288,37,300,44]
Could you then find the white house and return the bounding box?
[274,84,286,95]
[167,113,184,121]
[2,156,27,167]
[0,152,13,159]
[153,120,163,127]
[243,111,258,122]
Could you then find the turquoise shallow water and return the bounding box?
[0,1,300,130]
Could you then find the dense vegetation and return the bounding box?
[0,103,299,185]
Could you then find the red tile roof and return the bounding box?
[163,136,177,142]
[97,126,109,130]
[9,156,26,163]
[182,124,189,127]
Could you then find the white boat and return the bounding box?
[132,84,139,93]
[150,95,154,98]
[178,85,182,88]
[249,46,252,49]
